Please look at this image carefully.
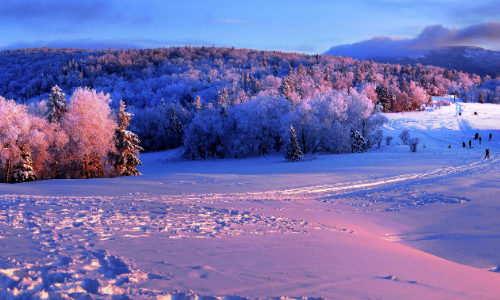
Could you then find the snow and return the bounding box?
[2,100,500,299]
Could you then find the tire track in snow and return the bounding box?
[263,157,499,198]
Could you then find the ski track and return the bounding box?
[1,153,496,299]
[1,103,500,299]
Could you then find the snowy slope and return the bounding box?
[1,99,500,299]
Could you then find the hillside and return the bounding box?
[375,46,500,77]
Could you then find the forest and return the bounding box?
[1,46,500,182]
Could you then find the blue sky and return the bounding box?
[1,0,500,53]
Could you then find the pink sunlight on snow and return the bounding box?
[2,99,500,299]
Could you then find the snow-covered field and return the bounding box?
[2,99,500,299]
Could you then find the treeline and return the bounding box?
[0,47,491,109]
[1,46,500,162]
[0,87,142,183]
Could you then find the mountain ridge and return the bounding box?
[327,46,500,77]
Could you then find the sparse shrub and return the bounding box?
[372,129,383,149]
[436,100,451,107]
[399,130,410,145]
[409,137,420,152]
[385,136,393,145]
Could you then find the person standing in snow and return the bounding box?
[485,149,490,159]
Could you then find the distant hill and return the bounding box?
[329,46,500,77]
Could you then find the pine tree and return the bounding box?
[253,79,261,94]
[324,68,330,81]
[218,87,229,107]
[350,129,366,153]
[279,77,293,101]
[110,101,144,176]
[375,85,391,112]
[195,95,202,112]
[285,125,303,162]
[47,85,67,123]
[11,144,36,183]
[273,63,278,76]
[168,104,183,148]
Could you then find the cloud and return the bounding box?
[0,0,151,30]
[325,22,500,59]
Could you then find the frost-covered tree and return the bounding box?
[218,87,229,107]
[11,144,36,183]
[350,129,366,153]
[285,125,303,162]
[62,88,116,179]
[385,136,393,145]
[0,97,31,183]
[183,107,224,160]
[168,103,184,148]
[195,95,202,112]
[409,137,420,152]
[399,130,410,145]
[46,85,67,123]
[110,101,143,176]
[376,84,391,112]
[279,77,293,101]
[368,129,384,149]
[363,113,388,148]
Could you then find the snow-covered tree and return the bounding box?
[46,85,67,123]
[183,107,224,160]
[11,144,36,183]
[168,103,184,148]
[376,84,391,112]
[350,129,366,153]
[385,136,393,145]
[62,88,116,179]
[110,101,143,176]
[218,87,229,107]
[368,129,384,149]
[195,95,202,112]
[0,97,31,183]
[285,125,303,162]
[409,137,420,152]
[399,130,410,145]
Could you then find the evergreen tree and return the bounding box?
[375,85,391,112]
[47,85,67,123]
[273,63,278,76]
[218,87,229,107]
[279,77,293,101]
[350,129,366,153]
[195,95,202,112]
[168,104,183,148]
[11,144,36,183]
[253,79,261,94]
[285,125,303,162]
[110,101,144,176]
[324,68,330,81]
